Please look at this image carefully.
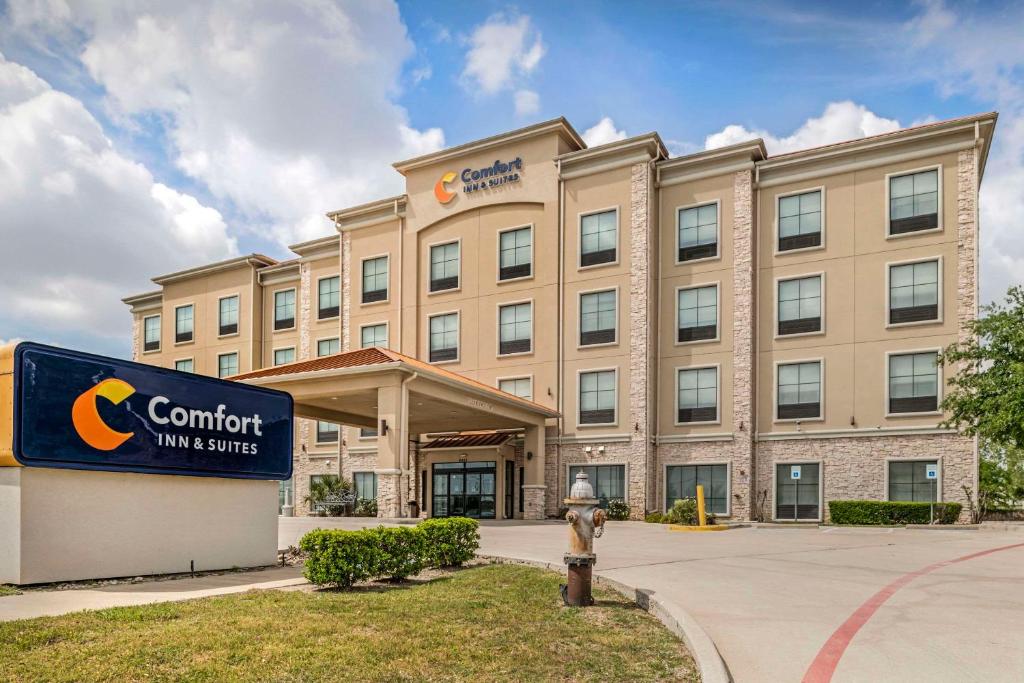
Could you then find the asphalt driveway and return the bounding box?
[281,518,1024,682]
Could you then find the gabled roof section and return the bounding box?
[392,117,585,175]
[557,132,668,180]
[151,254,276,286]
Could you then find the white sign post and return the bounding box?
[926,464,938,524]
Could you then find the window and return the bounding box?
[218,296,239,336]
[889,351,939,414]
[889,260,939,324]
[143,315,160,352]
[498,302,532,355]
[174,358,193,373]
[580,290,617,346]
[430,242,460,292]
[362,256,388,303]
[274,290,295,330]
[890,169,939,235]
[429,313,458,362]
[218,352,238,378]
[777,361,822,420]
[678,203,718,262]
[360,324,388,349]
[175,305,193,344]
[778,189,822,252]
[360,428,378,438]
[677,285,718,342]
[316,421,339,443]
[318,276,340,319]
[579,370,616,425]
[580,209,617,267]
[678,367,718,423]
[273,347,295,366]
[499,377,532,400]
[568,465,625,509]
[318,338,339,357]
[888,461,938,502]
[666,464,728,514]
[778,275,822,335]
[499,226,532,280]
[354,472,378,501]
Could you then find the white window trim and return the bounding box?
[565,461,629,505]
[577,206,621,271]
[427,237,462,296]
[770,459,824,522]
[357,426,378,441]
[216,350,239,379]
[316,335,341,357]
[314,419,340,446]
[217,292,241,339]
[885,164,943,239]
[272,345,296,367]
[773,185,826,256]
[674,281,721,346]
[576,285,619,349]
[359,253,390,306]
[674,363,722,426]
[884,456,943,502]
[496,223,535,283]
[358,321,390,350]
[885,255,944,329]
[662,461,732,516]
[674,198,722,265]
[173,356,195,372]
[427,309,461,365]
[271,287,297,332]
[773,357,826,423]
[884,347,944,418]
[774,271,826,340]
[142,313,161,354]
[315,274,342,321]
[496,298,534,358]
[173,302,195,346]
[576,366,619,428]
[496,373,534,402]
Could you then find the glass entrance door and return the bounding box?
[504,461,515,519]
[432,461,496,519]
[776,463,820,520]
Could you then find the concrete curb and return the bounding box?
[478,554,731,683]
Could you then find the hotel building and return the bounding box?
[124,112,996,522]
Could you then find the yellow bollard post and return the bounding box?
[696,484,707,527]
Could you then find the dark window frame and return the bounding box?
[777,188,823,253]
[174,304,194,344]
[888,259,940,325]
[316,421,339,444]
[665,463,729,515]
[579,369,617,425]
[579,209,618,268]
[677,284,718,344]
[498,225,533,281]
[888,351,940,415]
[318,276,340,320]
[888,168,940,236]
[273,289,296,331]
[777,275,822,336]
[677,366,719,424]
[579,289,617,347]
[361,256,389,304]
[777,361,822,421]
[677,202,719,263]
[428,312,459,363]
[887,460,939,502]
[429,241,461,293]
[143,314,161,352]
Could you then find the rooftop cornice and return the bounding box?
[557,132,667,180]
[150,254,276,286]
[121,290,163,309]
[288,233,340,259]
[656,139,766,186]
[327,194,407,232]
[392,117,585,175]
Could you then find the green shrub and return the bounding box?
[299,529,382,589]
[644,512,666,524]
[354,498,378,517]
[368,526,426,580]
[664,498,717,526]
[418,517,480,567]
[828,500,962,525]
[606,499,631,521]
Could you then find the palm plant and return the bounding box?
[304,475,355,516]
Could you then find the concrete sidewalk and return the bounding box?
[0,566,304,622]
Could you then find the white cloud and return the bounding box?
[0,53,236,353]
[705,101,900,153]
[15,1,445,248]
[514,89,540,116]
[582,117,628,147]
[461,14,545,96]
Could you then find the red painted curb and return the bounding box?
[802,541,1024,683]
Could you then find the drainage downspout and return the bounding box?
[752,162,762,521]
[400,371,419,516]
[556,158,565,505]
[396,198,404,352]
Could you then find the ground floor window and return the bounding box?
[278,478,292,514]
[432,461,496,519]
[888,460,938,502]
[354,471,378,501]
[775,463,820,520]
[665,464,728,514]
[568,464,625,509]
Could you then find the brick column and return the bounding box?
[955,146,980,516]
[627,161,653,518]
[130,316,141,362]
[341,231,352,351]
[731,169,756,520]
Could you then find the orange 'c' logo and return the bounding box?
[71,378,136,451]
[434,171,457,204]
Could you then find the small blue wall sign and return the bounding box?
[12,342,293,479]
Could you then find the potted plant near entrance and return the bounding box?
[304,475,356,516]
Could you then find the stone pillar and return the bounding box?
[375,384,404,518]
[130,315,141,362]
[955,146,980,514]
[522,423,546,520]
[731,169,756,520]
[628,161,653,518]
[341,231,352,351]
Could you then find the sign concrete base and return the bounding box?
[0,467,278,585]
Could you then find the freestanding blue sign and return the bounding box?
[12,342,293,479]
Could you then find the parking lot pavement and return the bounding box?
[279,518,1024,681]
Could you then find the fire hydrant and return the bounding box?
[561,470,606,607]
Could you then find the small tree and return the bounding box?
[304,475,354,516]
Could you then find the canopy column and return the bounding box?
[522,422,547,520]
[374,384,405,518]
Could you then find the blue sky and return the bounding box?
[0,0,1021,358]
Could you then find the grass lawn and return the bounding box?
[0,564,697,682]
[0,585,19,597]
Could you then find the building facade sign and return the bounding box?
[11,342,293,479]
[434,157,523,203]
